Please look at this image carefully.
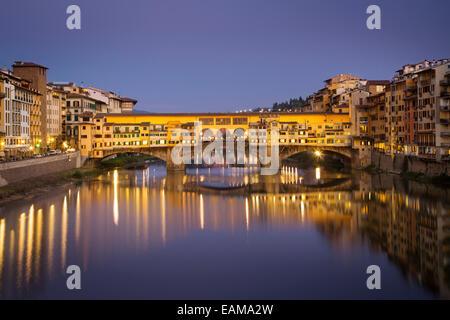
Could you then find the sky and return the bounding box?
[1,0,449,112]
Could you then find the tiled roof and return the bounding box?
[13,61,48,69]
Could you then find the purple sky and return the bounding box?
[1,0,449,112]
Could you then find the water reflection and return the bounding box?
[0,164,448,299]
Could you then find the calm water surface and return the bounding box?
[0,164,449,299]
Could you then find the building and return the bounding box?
[349,88,371,150]
[440,69,450,159]
[65,92,105,148]
[46,85,66,149]
[49,82,138,147]
[86,86,137,113]
[120,97,137,113]
[0,69,41,158]
[386,59,450,159]
[0,76,6,155]
[366,92,387,151]
[79,112,352,159]
[12,61,48,151]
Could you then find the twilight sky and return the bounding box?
[1,0,449,112]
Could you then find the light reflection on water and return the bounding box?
[0,164,449,299]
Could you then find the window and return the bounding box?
[216,118,231,125]
[199,118,214,125]
[233,117,248,125]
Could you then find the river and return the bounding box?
[0,164,449,299]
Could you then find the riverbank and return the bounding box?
[0,167,102,204]
[0,151,82,187]
[100,153,161,169]
[361,164,450,188]
[0,154,162,205]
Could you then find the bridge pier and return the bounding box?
[351,148,372,169]
[166,148,186,171]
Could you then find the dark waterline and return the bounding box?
[0,164,448,299]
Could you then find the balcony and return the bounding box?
[440,79,449,87]
[441,119,450,125]
[441,132,450,138]
[405,85,417,92]
[441,105,450,111]
[441,91,450,98]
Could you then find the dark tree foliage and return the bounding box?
[272,96,306,111]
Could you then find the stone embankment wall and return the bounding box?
[0,152,82,187]
[370,150,448,176]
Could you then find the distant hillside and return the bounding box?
[133,109,151,114]
[272,96,306,111]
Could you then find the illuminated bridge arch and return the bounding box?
[99,147,170,163]
[279,145,354,162]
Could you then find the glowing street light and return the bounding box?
[314,150,322,158]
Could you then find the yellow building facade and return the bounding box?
[0,79,5,154]
[79,112,352,158]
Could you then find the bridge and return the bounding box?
[79,111,368,171]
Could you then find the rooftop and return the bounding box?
[94,111,349,118]
[13,61,48,69]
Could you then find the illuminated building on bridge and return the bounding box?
[79,112,370,169]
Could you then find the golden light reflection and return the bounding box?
[0,167,447,298]
[315,167,321,180]
[76,190,81,242]
[25,205,34,285]
[161,189,166,245]
[245,198,250,231]
[34,209,43,280]
[301,201,305,221]
[8,230,15,284]
[113,170,119,226]
[200,194,204,230]
[17,213,26,288]
[47,205,55,275]
[0,219,5,285]
[61,196,68,272]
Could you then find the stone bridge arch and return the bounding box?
[99,147,188,170]
[279,145,354,162]
[100,147,170,162]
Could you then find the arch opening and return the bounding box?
[100,151,166,166]
[284,149,351,170]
